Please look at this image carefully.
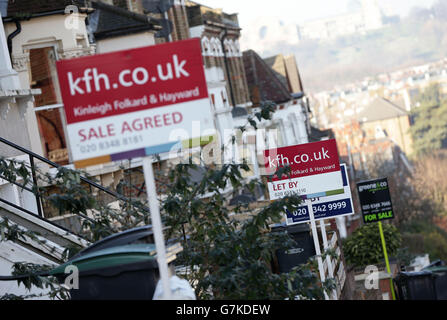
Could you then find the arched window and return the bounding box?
[223,38,234,57]
[234,39,241,57]
[210,37,219,57]
[216,40,223,57]
[201,37,211,56]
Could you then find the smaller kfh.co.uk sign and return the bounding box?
[285,163,354,225]
[264,139,344,200]
[56,38,214,167]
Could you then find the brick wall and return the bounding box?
[168,5,190,41]
[226,55,250,106]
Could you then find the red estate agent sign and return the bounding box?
[56,38,214,167]
[264,139,344,200]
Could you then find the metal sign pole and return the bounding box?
[378,221,396,300]
[142,156,171,299]
[319,219,338,300]
[307,201,328,300]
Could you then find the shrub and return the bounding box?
[343,223,402,267]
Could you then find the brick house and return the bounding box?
[242,49,310,148]
[3,0,165,164]
[333,97,413,181]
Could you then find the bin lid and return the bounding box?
[270,222,310,233]
[69,226,157,260]
[394,270,434,282]
[422,266,447,274]
[50,243,157,275]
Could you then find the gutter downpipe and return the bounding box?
[7,19,21,64]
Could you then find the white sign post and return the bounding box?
[142,157,171,299]
[307,201,329,300]
[319,219,338,300]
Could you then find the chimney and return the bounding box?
[402,89,412,112]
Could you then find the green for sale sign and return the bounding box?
[357,178,394,224]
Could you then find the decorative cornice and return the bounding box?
[12,53,30,72]
[58,46,96,60]
[0,89,40,120]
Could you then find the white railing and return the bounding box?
[321,231,347,299]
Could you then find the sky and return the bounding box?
[195,0,438,26]
[195,0,439,52]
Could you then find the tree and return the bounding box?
[400,220,447,262]
[161,161,334,299]
[412,150,447,213]
[356,150,447,263]
[355,152,439,227]
[410,83,447,155]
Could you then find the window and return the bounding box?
[29,47,68,164]
[210,93,216,109]
[221,90,228,106]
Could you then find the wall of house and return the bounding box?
[167,2,190,41]
[361,115,413,155]
[201,34,250,108]
[4,13,93,157]
[5,14,92,72]
[0,156,39,216]
[96,32,156,54]
[0,100,34,157]
[191,25,245,164]
[185,2,251,108]
[222,37,251,107]
[271,102,309,147]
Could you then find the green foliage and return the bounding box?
[0,158,32,189]
[343,223,402,267]
[400,220,447,262]
[0,157,151,244]
[424,231,447,261]
[395,247,416,267]
[46,168,96,216]
[0,217,43,244]
[162,159,334,299]
[410,83,447,155]
[0,157,151,299]
[10,262,68,300]
[160,101,333,299]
